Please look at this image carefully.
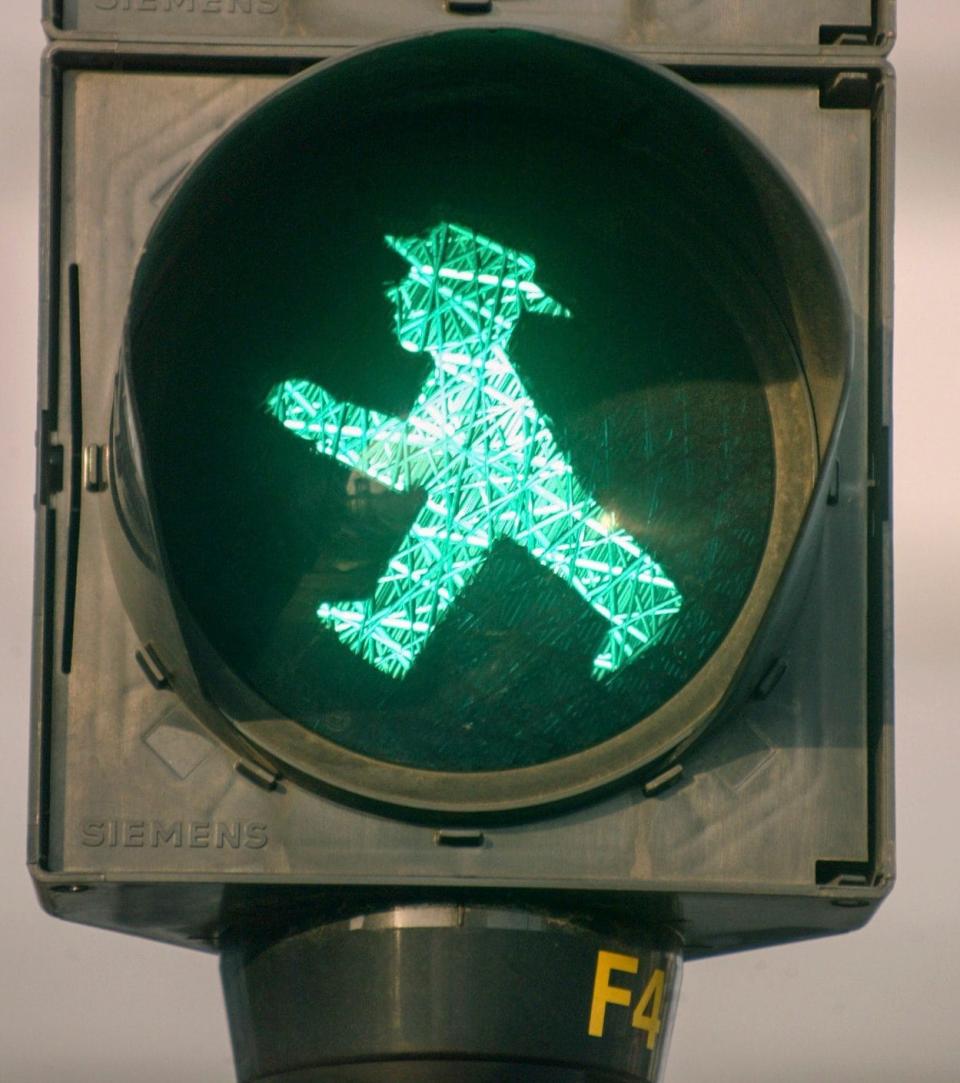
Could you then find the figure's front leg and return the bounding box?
[583,533,683,679]
[517,480,682,679]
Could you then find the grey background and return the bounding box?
[2,3,958,1080]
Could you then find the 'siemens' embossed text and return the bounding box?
[94,0,281,15]
[81,819,269,849]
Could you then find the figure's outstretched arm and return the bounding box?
[266,378,409,491]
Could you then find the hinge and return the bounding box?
[136,643,171,690]
[820,71,875,110]
[820,25,874,46]
[234,758,280,791]
[83,444,108,492]
[446,1,493,13]
[820,2,892,50]
[868,424,891,534]
[36,410,64,506]
[435,829,486,848]
[643,763,684,797]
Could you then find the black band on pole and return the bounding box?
[221,905,683,1082]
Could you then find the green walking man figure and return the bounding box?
[267,222,682,680]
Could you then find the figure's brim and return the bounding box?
[384,226,570,318]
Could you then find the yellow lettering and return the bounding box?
[588,950,638,1037]
[631,968,665,1050]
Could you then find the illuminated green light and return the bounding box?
[267,222,683,680]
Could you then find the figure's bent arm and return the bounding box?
[266,378,409,491]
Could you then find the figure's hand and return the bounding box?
[266,379,344,452]
[266,378,408,492]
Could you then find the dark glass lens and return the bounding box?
[128,41,777,772]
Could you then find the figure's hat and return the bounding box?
[385,222,570,320]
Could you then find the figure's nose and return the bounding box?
[385,286,422,353]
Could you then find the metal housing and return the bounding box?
[30,0,894,959]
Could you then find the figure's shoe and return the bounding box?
[592,621,654,680]
[317,600,419,678]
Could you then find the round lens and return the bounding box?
[125,34,799,780]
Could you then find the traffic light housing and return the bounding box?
[31,4,894,1080]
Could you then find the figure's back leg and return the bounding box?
[317,492,490,677]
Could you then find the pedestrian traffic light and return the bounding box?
[31,4,894,1080]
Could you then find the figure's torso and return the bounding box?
[393,348,575,540]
